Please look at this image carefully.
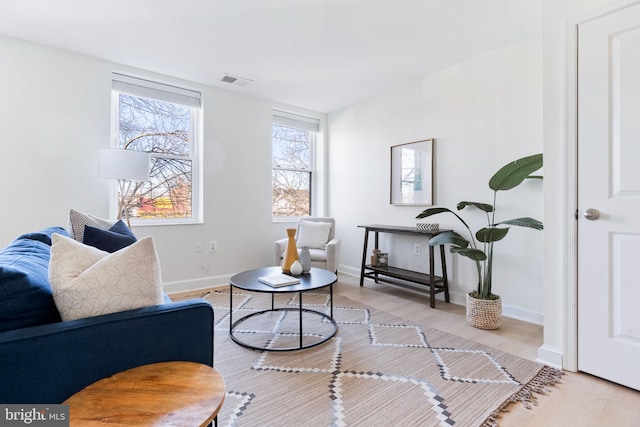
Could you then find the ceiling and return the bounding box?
[0,0,541,113]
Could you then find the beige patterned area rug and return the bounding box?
[204,288,561,427]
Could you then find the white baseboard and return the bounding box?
[163,274,231,295]
[537,345,564,370]
[166,265,544,326]
[338,265,361,277]
[338,264,543,325]
[502,305,543,326]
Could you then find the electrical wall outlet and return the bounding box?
[413,243,421,255]
[195,241,204,253]
[209,241,217,252]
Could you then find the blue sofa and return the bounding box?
[0,227,215,404]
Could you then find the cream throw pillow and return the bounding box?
[49,233,164,321]
[297,221,332,249]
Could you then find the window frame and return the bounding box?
[110,73,203,225]
[271,110,320,222]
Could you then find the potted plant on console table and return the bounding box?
[416,153,543,329]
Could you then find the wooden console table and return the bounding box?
[358,224,450,308]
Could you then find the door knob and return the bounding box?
[583,208,600,220]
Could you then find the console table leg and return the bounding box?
[374,232,379,283]
[360,230,369,287]
[440,245,450,303]
[429,245,436,308]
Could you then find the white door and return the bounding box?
[577,3,640,391]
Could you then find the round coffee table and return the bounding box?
[229,266,338,351]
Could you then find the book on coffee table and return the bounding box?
[258,274,300,288]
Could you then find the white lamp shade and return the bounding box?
[98,149,150,181]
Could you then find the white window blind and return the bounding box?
[112,73,201,108]
[273,110,320,132]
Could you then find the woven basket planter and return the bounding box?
[466,293,502,330]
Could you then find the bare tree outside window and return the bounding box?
[272,124,312,217]
[116,94,194,219]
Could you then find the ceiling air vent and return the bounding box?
[220,74,253,87]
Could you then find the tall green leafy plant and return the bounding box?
[416,153,543,300]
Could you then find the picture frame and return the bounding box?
[390,139,434,205]
[376,252,389,267]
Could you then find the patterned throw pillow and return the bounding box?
[68,209,116,242]
[48,233,164,321]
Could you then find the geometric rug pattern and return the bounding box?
[204,288,561,426]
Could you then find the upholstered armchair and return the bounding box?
[274,217,340,273]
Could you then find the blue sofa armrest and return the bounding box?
[0,298,214,404]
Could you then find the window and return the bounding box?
[111,73,202,224]
[272,111,319,219]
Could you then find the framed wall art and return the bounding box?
[390,139,434,206]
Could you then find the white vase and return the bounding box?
[290,260,303,275]
[299,246,311,273]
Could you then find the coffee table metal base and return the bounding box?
[229,286,337,352]
[229,267,338,352]
[230,306,337,352]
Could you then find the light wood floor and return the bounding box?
[171,273,640,427]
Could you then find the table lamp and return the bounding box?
[98,148,150,226]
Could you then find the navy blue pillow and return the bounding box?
[0,228,68,332]
[82,220,137,253]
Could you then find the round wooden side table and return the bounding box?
[64,361,225,426]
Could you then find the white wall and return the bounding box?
[0,36,326,292]
[328,36,544,323]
